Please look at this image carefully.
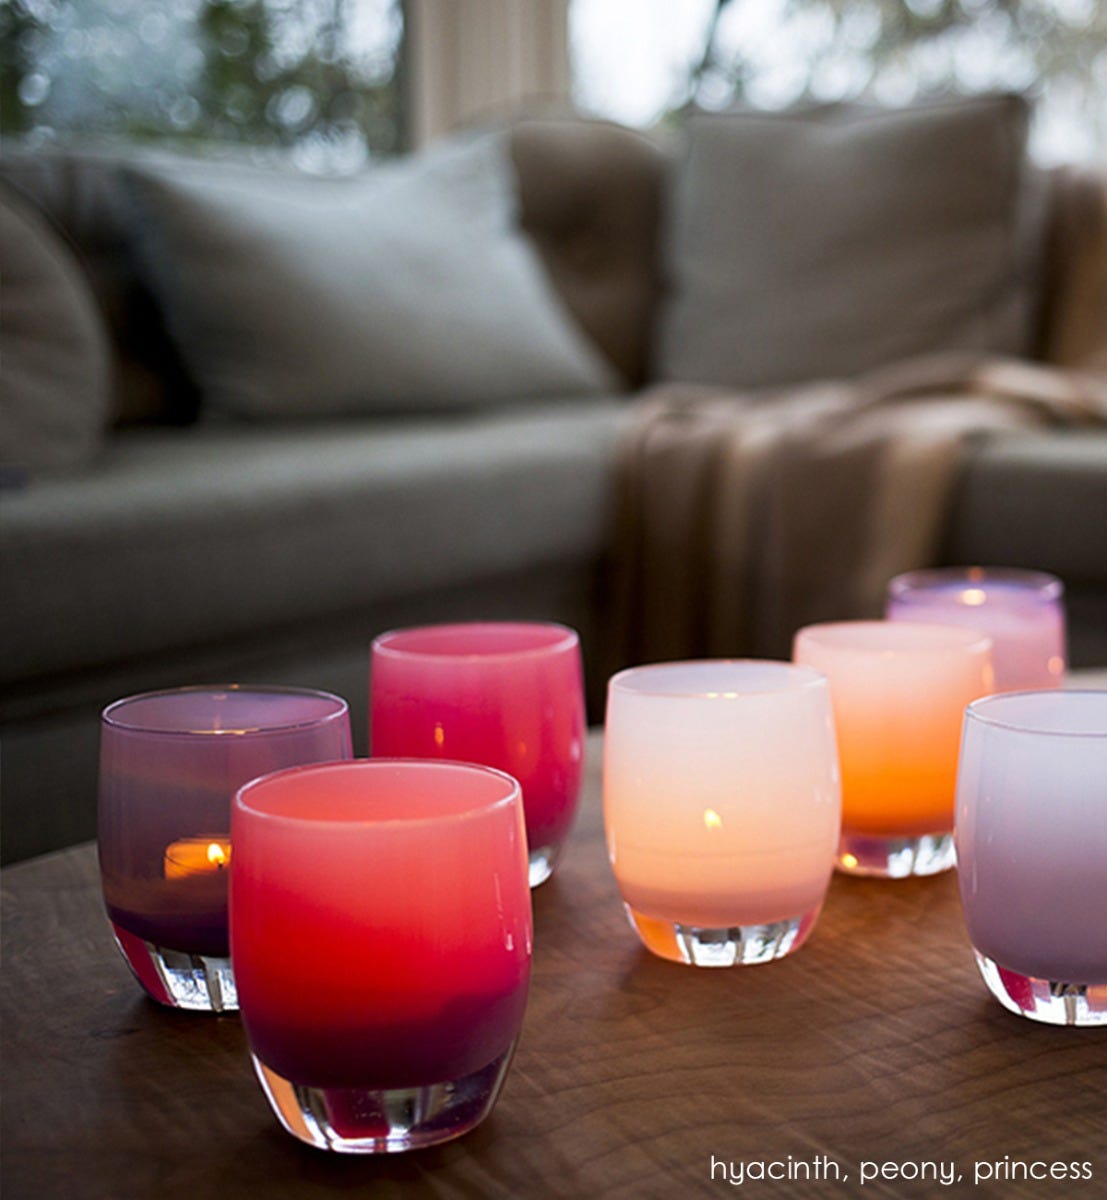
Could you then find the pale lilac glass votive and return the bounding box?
[98,686,352,1011]
[794,621,994,878]
[956,691,1107,1026]
[370,623,586,887]
[887,567,1065,691]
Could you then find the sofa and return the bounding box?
[2,93,1105,864]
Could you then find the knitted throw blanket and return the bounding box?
[609,353,1107,670]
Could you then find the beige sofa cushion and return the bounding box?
[511,117,667,387]
[1037,166,1107,374]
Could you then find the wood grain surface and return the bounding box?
[2,732,1104,1200]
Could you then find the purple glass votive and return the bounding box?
[97,685,352,1012]
[886,567,1065,692]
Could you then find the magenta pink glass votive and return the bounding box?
[231,759,532,1152]
[370,622,586,887]
[98,685,352,1011]
[887,567,1065,691]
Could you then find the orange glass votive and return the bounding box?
[793,621,994,878]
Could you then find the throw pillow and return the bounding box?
[655,93,1043,390]
[122,134,618,418]
[0,183,112,479]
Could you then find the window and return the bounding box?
[570,0,1107,164]
[0,0,405,170]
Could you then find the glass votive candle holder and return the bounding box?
[370,622,586,887]
[793,621,993,879]
[955,690,1107,1027]
[231,759,532,1152]
[97,685,352,1011]
[887,566,1066,691]
[604,661,840,967]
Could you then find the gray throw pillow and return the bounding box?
[122,134,618,418]
[0,184,112,478]
[655,93,1043,390]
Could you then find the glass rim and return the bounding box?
[101,684,350,737]
[234,757,522,828]
[371,620,580,663]
[965,689,1107,739]
[794,620,992,656]
[888,566,1064,603]
[608,659,827,699]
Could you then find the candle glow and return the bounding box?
[164,836,232,879]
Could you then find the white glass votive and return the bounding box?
[955,690,1107,1027]
[886,567,1065,691]
[794,621,994,879]
[604,661,840,967]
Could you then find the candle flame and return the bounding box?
[703,808,723,830]
[433,722,445,748]
[164,835,231,878]
[841,852,859,870]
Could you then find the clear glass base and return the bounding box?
[624,904,818,967]
[836,831,954,878]
[974,951,1107,1027]
[111,923,237,1012]
[528,843,561,888]
[251,1045,515,1152]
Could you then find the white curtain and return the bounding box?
[406,0,571,147]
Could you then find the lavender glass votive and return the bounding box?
[886,567,1065,692]
[956,690,1107,1026]
[98,685,352,1012]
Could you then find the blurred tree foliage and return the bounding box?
[0,0,404,168]
[684,0,1106,157]
[0,1,45,131]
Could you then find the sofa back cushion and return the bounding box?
[0,183,112,477]
[121,132,618,418]
[654,92,1044,390]
[0,151,200,427]
[0,119,664,425]
[511,117,667,387]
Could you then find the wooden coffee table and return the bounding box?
[2,731,1104,1199]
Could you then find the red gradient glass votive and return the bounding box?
[97,686,352,1012]
[370,622,586,886]
[231,759,533,1153]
